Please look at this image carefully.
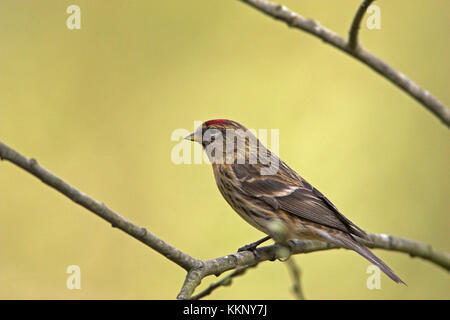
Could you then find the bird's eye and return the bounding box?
[203,128,222,144]
[211,132,219,140]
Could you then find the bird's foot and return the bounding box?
[237,236,272,261]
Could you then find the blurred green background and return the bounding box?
[0,0,449,299]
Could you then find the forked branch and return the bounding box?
[237,0,450,127]
[1,140,448,299]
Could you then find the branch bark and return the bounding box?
[1,141,449,299]
[348,0,376,50]
[176,234,450,299]
[190,264,257,300]
[237,0,450,127]
[0,141,202,272]
[285,257,305,300]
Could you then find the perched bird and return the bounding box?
[185,119,404,284]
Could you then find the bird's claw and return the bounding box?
[238,243,255,252]
[238,244,261,261]
[237,236,271,260]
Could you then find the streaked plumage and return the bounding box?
[185,119,404,284]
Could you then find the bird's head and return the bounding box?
[185,119,271,166]
[185,119,279,173]
[184,119,247,148]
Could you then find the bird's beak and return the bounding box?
[184,133,196,142]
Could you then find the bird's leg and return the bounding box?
[238,235,272,252]
[238,235,272,259]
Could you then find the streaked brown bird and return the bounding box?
[185,119,404,284]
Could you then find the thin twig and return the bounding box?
[191,264,257,300]
[237,0,450,127]
[348,0,376,50]
[285,257,304,300]
[1,140,448,300]
[177,235,450,299]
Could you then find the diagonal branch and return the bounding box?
[190,263,257,300]
[191,255,305,300]
[177,234,450,299]
[348,0,376,50]
[237,0,450,127]
[285,257,305,300]
[1,140,449,300]
[0,140,202,272]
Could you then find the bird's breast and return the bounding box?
[211,164,278,235]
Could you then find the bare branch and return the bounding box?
[0,140,202,272]
[1,140,448,300]
[177,235,450,299]
[348,0,376,50]
[237,0,450,127]
[285,257,304,300]
[191,264,257,300]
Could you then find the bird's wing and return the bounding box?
[231,162,367,239]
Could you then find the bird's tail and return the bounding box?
[338,234,406,285]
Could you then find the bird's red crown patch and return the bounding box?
[204,119,231,126]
